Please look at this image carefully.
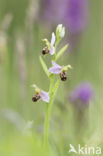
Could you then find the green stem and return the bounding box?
[43,37,61,146]
[55,38,60,51]
[44,76,54,146]
[44,100,51,145]
[44,78,60,146]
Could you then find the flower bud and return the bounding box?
[56,24,65,38]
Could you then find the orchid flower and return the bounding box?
[32,84,49,103]
[42,32,55,55]
[49,61,72,81]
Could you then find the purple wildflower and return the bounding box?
[66,0,88,33]
[43,0,68,24]
[42,0,88,33]
[69,82,94,106]
[49,61,72,81]
[32,85,49,103]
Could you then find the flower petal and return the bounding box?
[49,61,62,74]
[40,90,49,103]
[49,66,61,74]
[52,61,61,68]
[51,32,55,46]
[50,46,55,55]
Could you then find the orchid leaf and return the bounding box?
[56,44,69,60]
[39,56,49,77]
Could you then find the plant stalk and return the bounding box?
[44,76,54,146]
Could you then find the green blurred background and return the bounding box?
[0,0,103,155]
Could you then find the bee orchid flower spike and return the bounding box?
[32,24,72,146]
